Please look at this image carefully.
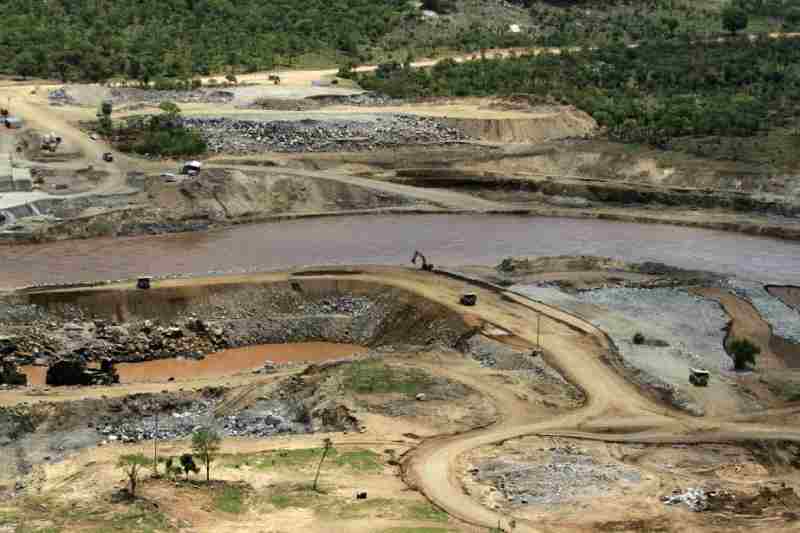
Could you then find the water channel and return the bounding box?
[2,214,799,289]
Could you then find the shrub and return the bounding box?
[632,332,645,345]
[729,338,760,370]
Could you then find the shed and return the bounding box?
[4,117,23,129]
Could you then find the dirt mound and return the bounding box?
[445,106,597,143]
[148,168,413,223]
[497,255,628,274]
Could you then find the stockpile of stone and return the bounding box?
[307,92,396,107]
[182,115,470,153]
[472,444,641,506]
[661,487,710,511]
[109,88,234,105]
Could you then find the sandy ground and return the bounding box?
[1,267,800,532]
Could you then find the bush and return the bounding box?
[722,5,749,34]
[632,332,645,345]
[729,337,760,370]
[132,127,206,157]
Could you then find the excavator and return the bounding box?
[411,250,434,271]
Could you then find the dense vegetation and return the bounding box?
[3,0,796,83]
[115,103,207,157]
[359,36,800,147]
[0,0,411,81]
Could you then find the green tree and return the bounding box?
[180,453,199,480]
[729,338,760,370]
[14,50,38,80]
[312,437,334,492]
[722,5,749,34]
[786,7,800,30]
[117,453,150,498]
[192,428,221,483]
[158,101,182,122]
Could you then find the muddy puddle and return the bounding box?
[22,342,367,386]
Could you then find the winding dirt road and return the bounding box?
[11,267,800,532]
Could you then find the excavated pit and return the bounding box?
[1,277,477,384]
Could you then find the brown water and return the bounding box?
[2,214,800,288]
[22,342,366,386]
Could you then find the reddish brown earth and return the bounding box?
[22,342,366,386]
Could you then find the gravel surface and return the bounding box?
[473,442,641,505]
[182,115,470,153]
[729,279,800,343]
[513,285,735,414]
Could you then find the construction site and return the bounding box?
[1,52,800,533]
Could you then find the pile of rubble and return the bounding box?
[97,399,304,443]
[661,487,712,512]
[472,443,641,505]
[109,88,235,105]
[662,484,800,515]
[182,115,470,153]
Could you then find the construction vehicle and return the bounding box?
[689,368,710,387]
[0,108,8,118]
[411,250,434,271]
[40,133,62,153]
[268,74,281,85]
[460,293,477,306]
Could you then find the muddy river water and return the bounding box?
[2,214,800,288]
[22,342,367,386]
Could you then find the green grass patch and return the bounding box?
[225,448,382,473]
[213,485,247,515]
[268,483,321,510]
[341,361,436,396]
[406,502,449,523]
[91,502,174,533]
[321,498,396,520]
[0,509,18,526]
[382,527,453,533]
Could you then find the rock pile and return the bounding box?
[109,88,234,105]
[182,115,470,153]
[661,487,710,511]
[473,444,641,505]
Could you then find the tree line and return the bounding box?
[357,35,800,145]
[0,0,410,82]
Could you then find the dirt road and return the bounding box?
[11,267,800,532]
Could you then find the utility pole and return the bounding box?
[153,412,159,475]
[537,313,541,351]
